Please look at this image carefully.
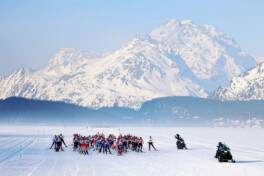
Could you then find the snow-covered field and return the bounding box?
[0,126,263,176]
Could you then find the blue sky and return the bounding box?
[0,0,263,75]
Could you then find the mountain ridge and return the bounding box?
[0,19,261,109]
[211,61,264,100]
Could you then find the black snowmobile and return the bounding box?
[215,142,235,163]
[175,134,187,149]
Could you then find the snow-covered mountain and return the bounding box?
[211,61,264,100]
[0,19,260,109]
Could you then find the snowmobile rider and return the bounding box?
[215,142,235,162]
[175,134,187,149]
[215,142,228,158]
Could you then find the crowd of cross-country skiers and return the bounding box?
[49,133,235,162]
[50,132,157,156]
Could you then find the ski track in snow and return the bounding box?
[0,126,263,176]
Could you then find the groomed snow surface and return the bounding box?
[0,126,263,176]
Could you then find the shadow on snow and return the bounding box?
[235,160,263,164]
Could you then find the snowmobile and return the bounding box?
[176,138,187,149]
[175,134,187,149]
[216,143,235,163]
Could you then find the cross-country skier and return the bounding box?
[128,136,132,149]
[148,136,157,151]
[59,134,67,148]
[89,135,93,149]
[50,135,57,149]
[56,135,63,152]
[73,134,79,151]
[104,141,112,154]
[117,139,123,155]
[134,137,139,152]
[138,137,144,152]
[100,138,105,153]
[123,137,128,153]
[84,137,89,155]
[80,137,85,154]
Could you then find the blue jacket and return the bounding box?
[218,145,229,152]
